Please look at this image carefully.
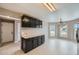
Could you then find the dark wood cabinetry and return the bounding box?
[41,35,45,44]
[21,35,45,53]
[32,38,38,48]
[21,15,42,28]
[37,36,42,45]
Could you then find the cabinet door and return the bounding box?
[32,37,38,48]
[41,35,45,44]
[22,39,26,51]
[38,36,42,45]
[22,21,25,27]
[21,38,24,50]
[40,21,42,28]
[30,20,36,27]
[22,21,30,27]
[24,39,33,52]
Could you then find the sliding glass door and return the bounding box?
[73,23,79,41]
[49,23,56,38]
[48,22,68,39]
[59,23,68,38]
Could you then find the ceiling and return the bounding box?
[0,3,79,22]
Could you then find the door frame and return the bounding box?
[0,18,15,46]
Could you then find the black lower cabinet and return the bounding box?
[37,36,42,46]
[21,38,32,53]
[41,35,45,44]
[32,38,38,48]
[21,35,45,53]
[24,39,32,53]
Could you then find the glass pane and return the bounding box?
[59,23,68,38]
[73,23,79,40]
[49,24,55,37]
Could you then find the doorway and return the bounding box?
[48,23,56,38]
[0,19,15,45]
[59,23,68,39]
[73,23,79,41]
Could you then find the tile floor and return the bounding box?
[0,39,77,55]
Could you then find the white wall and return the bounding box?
[0,7,48,43]
[0,7,21,19]
[0,7,21,43]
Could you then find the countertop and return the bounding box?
[21,32,44,39]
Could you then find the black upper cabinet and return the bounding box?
[21,15,42,28]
